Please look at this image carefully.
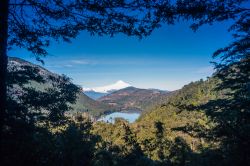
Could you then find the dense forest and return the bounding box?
[2,56,248,166]
[1,0,249,166]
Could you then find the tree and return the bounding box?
[2,57,81,165]
[2,1,249,164]
[0,0,9,141]
[169,137,191,166]
[156,1,250,165]
[51,115,99,166]
[0,0,173,134]
[120,123,145,164]
[154,121,166,161]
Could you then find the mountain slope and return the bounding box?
[83,80,131,93]
[131,78,224,155]
[94,78,225,164]
[138,78,222,122]
[72,93,116,117]
[83,91,108,100]
[98,86,170,111]
[8,57,115,117]
[83,80,131,100]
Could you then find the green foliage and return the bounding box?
[157,1,250,164]
[8,57,116,118]
[4,57,248,166]
[168,137,191,166]
[133,78,224,164]
[3,61,102,166]
[8,0,167,57]
[3,1,249,165]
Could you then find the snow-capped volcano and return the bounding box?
[83,80,131,93]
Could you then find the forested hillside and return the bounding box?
[99,86,170,111]
[2,1,249,165]
[8,57,116,117]
[6,56,233,166]
[93,77,229,165]
[6,56,247,165]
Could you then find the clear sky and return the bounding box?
[9,21,233,91]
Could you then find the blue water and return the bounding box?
[98,112,140,123]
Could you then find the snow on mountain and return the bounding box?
[83,80,131,93]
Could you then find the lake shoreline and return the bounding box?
[98,111,141,123]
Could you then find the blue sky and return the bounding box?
[9,21,233,91]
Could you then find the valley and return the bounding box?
[8,57,170,121]
[8,57,117,118]
[5,2,248,165]
[83,81,171,115]
[6,55,247,165]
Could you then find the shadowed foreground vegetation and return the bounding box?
[1,1,249,165]
[2,56,249,166]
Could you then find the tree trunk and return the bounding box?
[0,0,9,139]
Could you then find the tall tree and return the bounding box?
[0,0,9,141]
[156,1,250,164]
[3,57,81,165]
[1,0,173,136]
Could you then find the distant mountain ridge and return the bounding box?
[83,80,131,99]
[83,80,131,93]
[83,91,108,100]
[8,57,171,115]
[98,86,171,111]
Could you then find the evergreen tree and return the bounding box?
[155,1,249,164]
[154,121,166,161]
[2,58,80,165]
[0,0,171,129]
[169,137,191,166]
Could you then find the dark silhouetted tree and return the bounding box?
[169,137,191,166]
[154,121,165,160]
[2,1,249,165]
[0,0,174,134]
[157,1,250,165]
[2,57,81,165]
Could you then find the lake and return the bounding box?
[98,111,141,123]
